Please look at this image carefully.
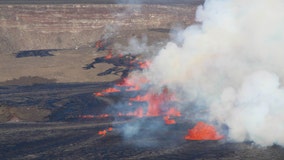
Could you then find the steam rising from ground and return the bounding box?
[144,0,284,146]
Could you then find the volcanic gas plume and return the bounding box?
[91,0,284,147]
[142,0,284,146]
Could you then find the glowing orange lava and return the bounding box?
[129,94,149,102]
[166,107,181,117]
[116,78,134,87]
[184,122,224,140]
[164,116,176,125]
[105,52,113,60]
[138,60,150,69]
[98,114,110,118]
[94,92,104,97]
[98,127,113,136]
[103,87,120,93]
[98,130,107,136]
[128,88,178,117]
[94,87,120,96]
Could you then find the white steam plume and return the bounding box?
[144,0,284,146]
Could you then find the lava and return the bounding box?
[105,52,113,60]
[163,116,176,125]
[185,122,224,140]
[98,130,107,136]
[94,92,104,97]
[103,87,120,93]
[116,78,134,87]
[94,87,121,96]
[98,114,110,118]
[129,94,149,102]
[166,107,181,117]
[138,60,150,69]
[98,127,113,136]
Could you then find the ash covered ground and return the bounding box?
[0,0,284,159]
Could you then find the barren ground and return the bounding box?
[0,1,284,159]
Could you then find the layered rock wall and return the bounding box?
[0,4,197,53]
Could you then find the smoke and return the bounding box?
[114,34,164,55]
[143,0,284,146]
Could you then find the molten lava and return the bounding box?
[146,93,163,116]
[94,92,104,97]
[98,127,113,136]
[98,130,107,136]
[129,88,178,117]
[105,52,113,60]
[116,78,134,87]
[94,87,120,96]
[98,114,110,118]
[138,60,150,69]
[129,94,149,102]
[103,87,120,93]
[163,116,176,125]
[166,107,181,117]
[185,122,224,140]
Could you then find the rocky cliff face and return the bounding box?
[0,4,198,53]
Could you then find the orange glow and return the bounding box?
[79,115,95,119]
[164,116,176,125]
[102,87,120,93]
[116,78,134,87]
[116,78,141,91]
[94,87,120,96]
[94,92,104,97]
[98,127,113,136]
[98,130,107,136]
[129,94,149,102]
[146,88,174,116]
[98,114,110,118]
[129,88,176,117]
[185,122,224,140]
[105,53,113,60]
[116,77,148,90]
[166,107,181,117]
[146,93,162,116]
[138,60,150,69]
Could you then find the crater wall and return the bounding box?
[0,4,198,53]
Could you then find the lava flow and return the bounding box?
[129,88,177,117]
[104,51,113,60]
[98,127,113,136]
[94,87,120,96]
[163,116,176,125]
[185,122,224,140]
[92,53,223,142]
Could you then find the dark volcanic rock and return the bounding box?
[15,49,56,58]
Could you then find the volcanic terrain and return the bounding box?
[0,0,284,159]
